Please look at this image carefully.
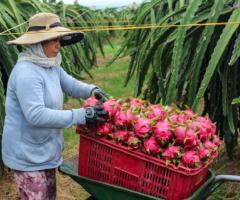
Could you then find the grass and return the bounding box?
[81,39,136,98]
[81,59,135,98]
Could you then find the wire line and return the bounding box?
[0,20,240,36]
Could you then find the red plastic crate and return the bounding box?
[78,133,215,200]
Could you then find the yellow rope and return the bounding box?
[0,21,28,35]
[0,21,239,36]
[69,20,131,23]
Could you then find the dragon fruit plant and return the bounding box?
[79,97,221,169]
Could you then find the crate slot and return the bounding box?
[113,167,139,190]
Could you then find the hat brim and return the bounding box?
[7,27,84,47]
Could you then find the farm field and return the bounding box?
[0,38,240,200]
[1,0,240,199]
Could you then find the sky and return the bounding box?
[61,0,145,9]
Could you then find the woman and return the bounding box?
[2,12,108,199]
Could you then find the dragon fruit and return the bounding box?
[83,97,98,107]
[175,126,187,145]
[114,109,136,126]
[184,129,198,149]
[169,114,179,124]
[129,97,145,107]
[204,141,217,152]
[198,148,211,161]
[212,135,221,146]
[154,121,172,144]
[147,105,167,120]
[187,121,200,132]
[134,118,151,138]
[114,110,128,126]
[197,117,216,139]
[113,130,129,143]
[79,97,221,169]
[184,107,195,119]
[126,109,137,124]
[163,146,180,161]
[182,151,200,168]
[177,114,188,123]
[127,136,141,150]
[144,136,161,154]
[103,99,120,117]
[199,127,210,142]
[170,113,188,124]
[97,123,114,137]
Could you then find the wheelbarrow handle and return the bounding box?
[214,175,240,183]
[199,175,240,200]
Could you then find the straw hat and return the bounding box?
[7,12,84,46]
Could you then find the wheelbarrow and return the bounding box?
[58,155,240,200]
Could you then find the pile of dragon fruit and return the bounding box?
[78,97,221,169]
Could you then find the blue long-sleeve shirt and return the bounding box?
[2,61,96,171]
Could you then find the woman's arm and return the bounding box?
[15,69,86,128]
[59,67,96,99]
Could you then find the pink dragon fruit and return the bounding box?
[83,97,98,107]
[182,151,200,168]
[184,107,195,119]
[80,97,221,168]
[212,135,221,146]
[113,130,129,143]
[199,127,210,142]
[169,114,179,124]
[144,137,161,154]
[197,117,216,138]
[175,126,187,145]
[97,123,114,136]
[134,118,151,138]
[184,129,198,149]
[127,136,141,150]
[126,109,137,124]
[163,146,180,161]
[204,141,217,152]
[129,97,145,107]
[154,121,172,144]
[198,148,211,161]
[187,121,200,132]
[114,111,128,126]
[103,99,121,117]
[177,114,188,123]
[169,113,187,124]
[128,131,135,137]
[147,105,167,120]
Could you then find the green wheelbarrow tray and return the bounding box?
[60,155,240,200]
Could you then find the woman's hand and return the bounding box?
[85,105,108,124]
[91,88,108,103]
